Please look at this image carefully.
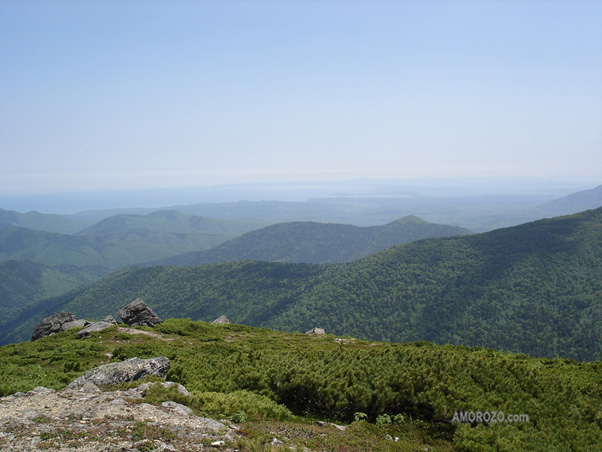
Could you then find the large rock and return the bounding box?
[67,356,171,389]
[31,312,76,341]
[118,298,163,327]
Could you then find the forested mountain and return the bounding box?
[5,208,601,361]
[0,211,263,269]
[155,216,471,265]
[0,260,108,330]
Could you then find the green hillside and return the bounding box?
[156,216,471,265]
[1,319,601,451]
[0,208,95,234]
[5,208,601,361]
[0,226,167,268]
[0,210,266,268]
[0,260,108,332]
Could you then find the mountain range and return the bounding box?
[4,207,600,361]
[72,183,602,232]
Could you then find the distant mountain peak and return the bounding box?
[388,215,429,225]
[537,184,602,216]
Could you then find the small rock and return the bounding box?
[316,421,325,426]
[305,327,326,335]
[211,315,230,324]
[136,381,191,397]
[211,440,225,447]
[162,381,192,397]
[161,401,192,416]
[63,319,92,331]
[103,315,118,325]
[77,321,114,337]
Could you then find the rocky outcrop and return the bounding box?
[212,315,230,324]
[31,312,77,341]
[305,327,326,335]
[0,381,231,451]
[67,356,171,389]
[118,298,163,327]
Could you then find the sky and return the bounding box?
[1,0,601,196]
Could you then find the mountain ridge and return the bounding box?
[153,215,472,265]
[4,207,601,361]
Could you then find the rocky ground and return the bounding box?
[0,382,239,451]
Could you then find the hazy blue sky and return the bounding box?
[1,0,601,195]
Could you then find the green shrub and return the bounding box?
[375,414,392,427]
[195,390,294,421]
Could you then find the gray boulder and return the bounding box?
[77,321,115,337]
[211,315,230,324]
[118,298,163,327]
[67,356,171,389]
[31,312,76,341]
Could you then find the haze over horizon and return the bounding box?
[1,1,601,199]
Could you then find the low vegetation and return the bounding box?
[1,319,600,451]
